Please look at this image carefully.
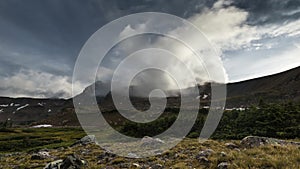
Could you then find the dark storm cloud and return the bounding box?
[0,0,215,76]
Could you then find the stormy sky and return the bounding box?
[0,0,300,98]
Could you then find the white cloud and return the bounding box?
[190,0,259,51]
[0,69,84,98]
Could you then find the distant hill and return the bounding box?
[226,66,300,107]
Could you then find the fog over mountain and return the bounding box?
[0,0,300,98]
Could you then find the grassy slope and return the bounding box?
[0,127,85,153]
[0,128,299,169]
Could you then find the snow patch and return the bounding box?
[0,104,8,107]
[31,124,53,128]
[48,109,51,112]
[37,102,45,106]
[202,94,208,99]
[0,109,3,113]
[16,104,29,111]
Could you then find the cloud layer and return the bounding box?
[0,0,299,97]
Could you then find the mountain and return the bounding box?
[226,66,300,107]
[0,97,72,125]
[0,66,299,126]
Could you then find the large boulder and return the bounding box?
[241,136,300,148]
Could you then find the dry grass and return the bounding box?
[0,138,299,169]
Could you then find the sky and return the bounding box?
[0,0,300,98]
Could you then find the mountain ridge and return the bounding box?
[0,66,299,126]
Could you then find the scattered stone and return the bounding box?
[141,136,165,147]
[241,136,300,148]
[196,149,215,158]
[31,151,51,160]
[217,162,230,169]
[44,154,86,169]
[225,142,239,149]
[72,135,96,146]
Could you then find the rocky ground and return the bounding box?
[0,136,299,169]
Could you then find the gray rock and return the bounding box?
[31,151,51,160]
[127,153,139,158]
[44,159,63,169]
[72,135,96,146]
[141,136,164,147]
[217,162,230,169]
[61,154,86,168]
[225,142,239,149]
[241,136,300,148]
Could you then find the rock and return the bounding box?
[220,152,227,157]
[132,163,141,168]
[217,162,230,169]
[150,164,163,169]
[234,148,241,152]
[72,135,96,146]
[127,153,139,158]
[241,136,300,148]
[44,154,86,169]
[44,159,63,169]
[141,136,164,147]
[31,151,51,160]
[225,142,239,149]
[61,154,86,168]
[198,156,210,164]
[196,149,215,158]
